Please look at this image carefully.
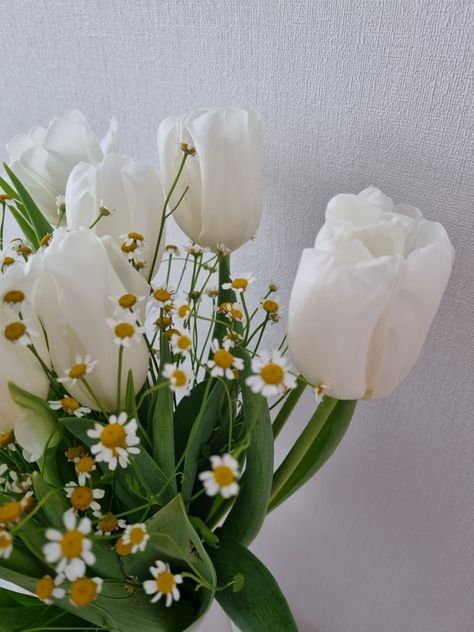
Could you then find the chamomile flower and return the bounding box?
[65,482,105,515]
[152,284,174,307]
[143,561,183,607]
[107,315,144,347]
[0,530,13,559]
[165,244,180,255]
[219,302,244,322]
[120,232,145,261]
[122,523,149,553]
[49,397,91,418]
[65,446,87,462]
[173,297,192,321]
[0,431,15,449]
[246,350,296,397]
[216,243,231,256]
[3,319,37,345]
[199,454,240,499]
[2,288,26,310]
[170,331,192,355]
[96,512,126,536]
[57,356,98,387]
[162,364,193,396]
[7,471,32,494]
[69,576,103,607]
[74,455,96,486]
[262,297,281,322]
[10,238,32,257]
[222,273,255,294]
[87,412,140,471]
[1,249,22,271]
[35,575,65,604]
[109,293,145,315]
[314,384,329,404]
[186,243,209,257]
[114,536,133,556]
[0,495,30,526]
[43,509,95,581]
[207,338,244,380]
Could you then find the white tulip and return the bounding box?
[65,153,165,279]
[0,260,52,459]
[288,187,454,400]
[157,106,262,252]
[7,110,118,224]
[32,228,149,411]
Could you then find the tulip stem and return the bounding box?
[147,152,189,282]
[272,376,307,439]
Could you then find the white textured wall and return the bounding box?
[1,1,473,630]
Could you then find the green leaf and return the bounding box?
[222,348,273,546]
[269,399,357,511]
[3,163,52,241]
[209,530,298,632]
[125,369,139,421]
[6,204,38,249]
[174,379,210,461]
[152,334,177,496]
[32,471,68,528]
[0,175,20,201]
[181,380,225,504]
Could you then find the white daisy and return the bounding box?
[162,364,193,396]
[43,509,95,581]
[74,454,97,486]
[6,471,32,494]
[87,412,140,471]
[57,355,98,387]
[69,576,103,607]
[1,249,23,271]
[109,293,145,315]
[0,530,13,559]
[245,350,297,397]
[173,297,192,321]
[151,285,174,308]
[143,560,183,607]
[95,512,126,536]
[207,338,244,380]
[119,232,145,262]
[65,482,105,515]
[107,315,145,347]
[198,454,240,499]
[2,287,26,312]
[314,384,329,404]
[219,302,244,322]
[122,523,149,553]
[35,574,65,604]
[221,273,255,294]
[186,243,209,257]
[3,318,38,346]
[170,331,192,355]
[49,397,91,418]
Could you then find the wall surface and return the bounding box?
[1,1,473,631]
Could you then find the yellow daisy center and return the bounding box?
[261,363,284,385]
[75,455,95,474]
[17,245,32,256]
[118,293,137,309]
[35,576,54,601]
[0,431,14,448]
[70,486,93,511]
[156,571,176,594]
[98,513,119,533]
[128,232,144,241]
[0,501,22,524]
[39,234,51,247]
[263,299,279,314]
[2,256,15,267]
[69,577,98,607]
[4,321,26,341]
[114,322,135,339]
[172,370,187,387]
[62,397,80,412]
[60,530,84,559]
[128,526,146,545]
[177,304,190,318]
[68,363,87,379]
[213,349,234,369]
[3,290,25,304]
[230,307,243,320]
[115,536,133,556]
[0,533,12,550]
[213,465,235,487]
[154,316,172,330]
[177,335,191,350]
[121,241,138,254]
[100,424,126,450]
[231,278,248,290]
[153,288,171,303]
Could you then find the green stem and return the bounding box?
[272,376,307,439]
[116,346,124,411]
[0,201,5,250]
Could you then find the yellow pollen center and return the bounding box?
[115,322,135,339]
[69,363,87,379]
[177,335,191,350]
[100,424,126,449]
[39,234,51,247]
[231,308,243,320]
[121,240,138,254]
[3,290,25,304]
[76,455,95,474]
[2,257,15,266]
[263,299,279,314]
[153,289,171,302]
[231,278,248,290]
[213,349,234,369]
[0,533,11,549]
[155,316,172,329]
[178,304,190,318]
[4,321,26,341]
[35,576,54,600]
[172,370,187,387]
[69,577,98,607]
[115,536,133,556]
[213,465,235,487]
[18,245,32,256]
[156,571,176,594]
[0,501,22,523]
[70,486,93,511]
[261,363,284,385]
[60,530,84,559]
[99,514,119,533]
[62,397,80,412]
[128,232,144,241]
[129,526,146,545]
[0,431,14,448]
[119,294,137,308]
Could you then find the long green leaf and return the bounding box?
[3,163,52,241]
[0,175,20,201]
[6,204,38,249]
[209,530,298,632]
[222,348,273,546]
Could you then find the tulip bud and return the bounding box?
[157,106,262,253]
[288,188,454,400]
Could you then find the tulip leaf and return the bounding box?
[32,471,68,528]
[152,333,177,496]
[174,379,210,461]
[3,163,52,241]
[181,379,225,504]
[222,348,273,546]
[125,369,139,422]
[0,175,20,201]
[6,204,39,249]
[209,530,298,632]
[269,399,357,511]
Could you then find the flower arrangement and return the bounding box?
[0,107,453,631]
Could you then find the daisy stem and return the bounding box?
[10,489,56,535]
[0,201,5,249]
[176,253,190,292]
[136,381,169,410]
[241,293,251,342]
[272,376,307,439]
[166,253,173,285]
[116,346,124,411]
[81,378,108,417]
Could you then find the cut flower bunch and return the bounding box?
[0,108,454,631]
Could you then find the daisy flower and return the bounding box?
[109,293,144,315]
[96,512,126,536]
[0,497,26,526]
[3,319,38,345]
[0,431,15,449]
[49,397,91,418]
[7,471,32,494]
[162,364,193,396]
[65,482,105,515]
[143,561,183,607]
[221,273,255,294]
[199,454,240,499]
[170,331,192,355]
[262,297,281,322]
[314,384,329,405]
[87,412,140,471]
[107,315,144,347]
[151,285,174,308]
[43,509,95,581]
[2,288,26,311]
[69,576,103,607]
[65,446,86,462]
[1,248,22,271]
[0,531,13,559]
[35,575,65,604]
[122,523,149,553]
[165,244,180,255]
[216,243,231,256]
[58,355,98,387]
[186,243,209,257]
[207,338,244,380]
[120,232,145,261]
[219,302,244,322]
[173,297,191,321]
[74,454,96,486]
[245,350,297,397]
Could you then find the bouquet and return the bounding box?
[0,108,453,631]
